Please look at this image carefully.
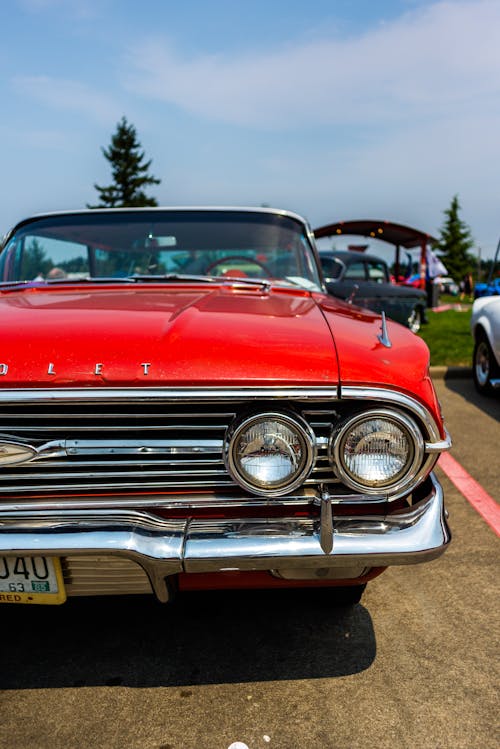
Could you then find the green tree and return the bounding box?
[434,195,475,281]
[21,239,52,280]
[89,117,161,208]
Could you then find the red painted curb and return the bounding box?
[438,452,500,537]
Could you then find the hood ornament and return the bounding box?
[347,284,359,305]
[377,311,392,349]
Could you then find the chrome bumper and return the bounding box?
[0,473,450,602]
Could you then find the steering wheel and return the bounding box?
[205,255,271,277]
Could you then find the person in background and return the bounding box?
[47,267,67,280]
[460,272,473,301]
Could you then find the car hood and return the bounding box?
[0,284,438,420]
[313,294,440,421]
[0,284,340,387]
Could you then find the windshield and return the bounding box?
[0,210,322,291]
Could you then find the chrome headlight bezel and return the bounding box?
[225,411,316,497]
[329,408,425,496]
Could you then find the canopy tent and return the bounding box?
[313,219,437,287]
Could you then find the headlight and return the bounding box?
[330,409,424,495]
[226,412,315,496]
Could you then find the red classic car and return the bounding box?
[0,207,451,606]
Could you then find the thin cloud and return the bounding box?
[14,128,77,151]
[124,0,500,128]
[17,0,103,19]
[13,75,121,125]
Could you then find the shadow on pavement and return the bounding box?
[1,588,376,689]
[443,376,500,420]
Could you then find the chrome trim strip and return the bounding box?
[0,474,450,597]
[0,479,236,494]
[30,458,225,468]
[0,387,339,404]
[34,439,224,460]
[341,386,444,444]
[17,205,312,223]
[0,468,229,481]
[0,487,386,513]
[21,440,225,464]
[425,428,452,453]
[6,411,237,419]
[10,424,228,433]
[33,449,327,465]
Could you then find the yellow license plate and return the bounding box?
[0,556,66,605]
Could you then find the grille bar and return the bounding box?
[0,411,237,420]
[62,555,153,596]
[31,458,225,468]
[7,424,228,433]
[0,468,230,481]
[0,478,237,494]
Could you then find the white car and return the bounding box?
[439,276,459,296]
[471,296,500,394]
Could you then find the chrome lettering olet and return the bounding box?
[0,362,153,376]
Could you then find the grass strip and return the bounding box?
[417,306,473,366]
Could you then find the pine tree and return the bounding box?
[434,195,475,282]
[22,239,52,280]
[89,117,161,208]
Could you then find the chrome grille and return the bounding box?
[0,398,338,496]
[62,555,152,596]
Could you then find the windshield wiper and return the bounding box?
[129,273,219,284]
[0,280,36,289]
[220,276,271,290]
[45,277,137,285]
[131,273,271,289]
[1,277,140,289]
[0,274,276,290]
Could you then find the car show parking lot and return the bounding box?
[0,378,498,749]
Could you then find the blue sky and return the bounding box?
[1,0,500,258]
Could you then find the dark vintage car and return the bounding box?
[319,249,428,332]
[0,207,451,607]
